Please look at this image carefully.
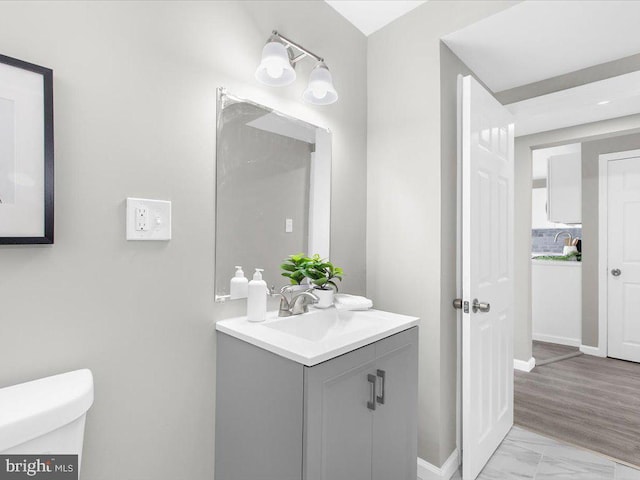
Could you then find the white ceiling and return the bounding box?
[324,1,427,36]
[442,1,640,93]
[506,70,640,136]
[325,0,640,136]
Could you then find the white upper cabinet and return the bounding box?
[547,152,582,224]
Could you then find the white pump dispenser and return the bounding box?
[247,268,267,322]
[230,266,249,300]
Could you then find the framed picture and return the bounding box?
[0,53,53,244]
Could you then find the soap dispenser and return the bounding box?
[247,268,267,322]
[230,266,249,300]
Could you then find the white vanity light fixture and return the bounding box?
[302,62,338,105]
[255,36,296,87]
[255,30,338,105]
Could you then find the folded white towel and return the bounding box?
[334,294,373,311]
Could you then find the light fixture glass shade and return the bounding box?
[255,41,296,87]
[302,63,338,105]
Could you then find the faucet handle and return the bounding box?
[270,285,290,297]
[280,284,295,294]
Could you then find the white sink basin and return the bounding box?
[216,307,418,366]
[264,308,389,341]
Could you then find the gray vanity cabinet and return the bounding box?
[215,326,418,480]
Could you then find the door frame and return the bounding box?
[597,148,640,358]
[455,73,464,470]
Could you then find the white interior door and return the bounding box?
[607,154,640,363]
[461,75,514,480]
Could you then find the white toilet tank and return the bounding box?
[0,369,94,469]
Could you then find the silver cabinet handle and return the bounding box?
[611,268,622,277]
[472,298,491,313]
[376,370,386,405]
[367,374,376,411]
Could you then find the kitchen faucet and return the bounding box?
[554,231,573,243]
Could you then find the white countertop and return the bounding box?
[532,258,582,267]
[215,307,419,366]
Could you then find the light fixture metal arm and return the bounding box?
[272,30,324,64]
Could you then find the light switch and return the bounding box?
[126,198,171,241]
[285,218,293,233]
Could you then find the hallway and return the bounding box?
[514,343,640,467]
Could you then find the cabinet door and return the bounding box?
[215,333,304,480]
[547,152,581,224]
[304,343,376,480]
[372,327,418,480]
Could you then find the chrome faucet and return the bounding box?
[270,286,319,317]
[554,231,573,243]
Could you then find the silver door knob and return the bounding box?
[472,298,491,313]
[611,268,622,277]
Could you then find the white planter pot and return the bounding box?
[313,288,334,308]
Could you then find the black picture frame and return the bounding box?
[0,53,53,244]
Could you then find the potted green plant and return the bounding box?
[300,254,343,308]
[280,253,311,291]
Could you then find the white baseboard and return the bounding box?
[533,333,580,347]
[513,357,536,372]
[580,344,606,357]
[417,450,459,480]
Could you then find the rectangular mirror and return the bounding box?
[215,89,331,302]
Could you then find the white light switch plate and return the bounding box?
[126,198,171,241]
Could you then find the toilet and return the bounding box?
[0,369,94,472]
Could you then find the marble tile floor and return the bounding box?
[451,426,640,480]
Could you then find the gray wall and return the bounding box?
[514,115,640,361]
[581,132,640,346]
[367,0,517,467]
[0,2,367,480]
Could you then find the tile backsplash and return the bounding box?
[532,228,582,253]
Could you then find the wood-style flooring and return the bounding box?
[515,343,640,468]
[533,341,582,367]
[532,340,579,364]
